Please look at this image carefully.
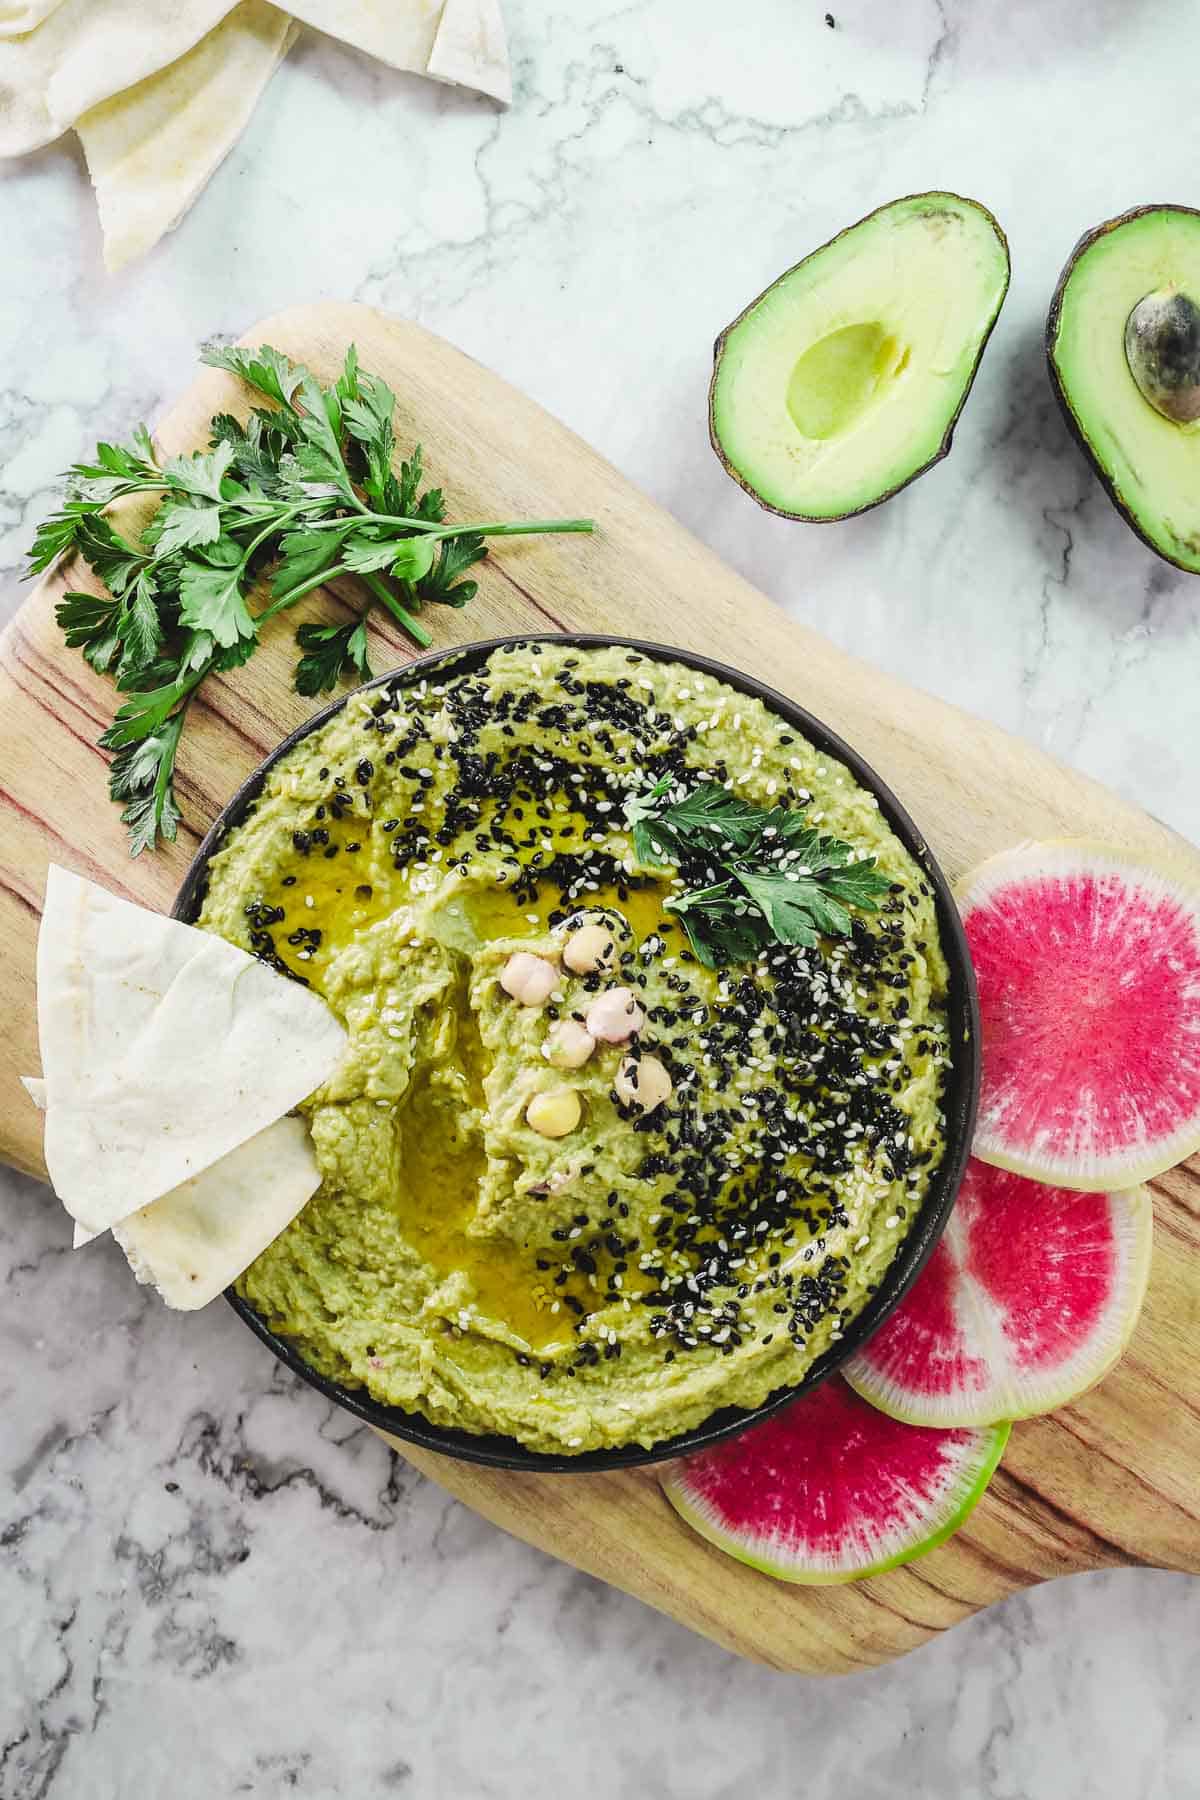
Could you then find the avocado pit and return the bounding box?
[1124,287,1200,425]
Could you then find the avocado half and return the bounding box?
[709,192,1011,522]
[1047,205,1200,575]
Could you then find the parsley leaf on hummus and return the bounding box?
[624,777,893,967]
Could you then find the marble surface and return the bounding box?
[3,1,1200,1794]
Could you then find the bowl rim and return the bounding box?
[173,632,980,1474]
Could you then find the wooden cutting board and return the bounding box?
[4,301,1200,1676]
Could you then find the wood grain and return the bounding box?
[3,301,1198,1675]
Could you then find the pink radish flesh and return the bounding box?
[960,844,1200,1187]
[843,1159,1152,1426]
[662,1376,1008,1583]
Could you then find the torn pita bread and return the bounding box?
[0,0,66,38]
[286,0,440,72]
[21,1076,96,1246]
[3,0,509,268]
[77,1,295,273]
[36,865,345,1237]
[0,0,238,158]
[112,1113,320,1309]
[427,0,509,105]
[283,0,509,103]
[22,1073,319,1287]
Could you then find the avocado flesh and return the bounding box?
[1049,207,1200,573]
[710,192,1010,521]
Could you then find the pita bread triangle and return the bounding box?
[36,864,345,1236]
[19,1075,93,1243]
[77,0,295,273]
[284,0,441,74]
[0,0,239,158]
[427,0,509,105]
[20,1075,46,1107]
[23,1075,322,1298]
[0,0,66,37]
[111,1113,321,1309]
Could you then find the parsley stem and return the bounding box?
[166,666,211,720]
[300,514,594,539]
[256,566,352,621]
[239,505,303,566]
[153,707,186,819]
[358,572,432,648]
[105,664,209,749]
[255,565,432,650]
[436,519,594,538]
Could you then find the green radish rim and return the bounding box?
[661,1415,1011,1587]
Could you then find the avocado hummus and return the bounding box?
[199,642,952,1454]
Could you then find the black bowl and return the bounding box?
[174,634,979,1473]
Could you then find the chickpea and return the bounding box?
[500,951,559,1006]
[563,921,618,975]
[614,1054,673,1114]
[543,1018,596,1069]
[585,985,645,1043]
[526,1086,582,1138]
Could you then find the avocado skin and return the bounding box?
[708,191,1012,524]
[1046,203,1200,576]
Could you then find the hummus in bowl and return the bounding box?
[176,637,977,1468]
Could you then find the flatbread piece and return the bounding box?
[427,0,509,105]
[36,864,345,1236]
[23,1073,322,1297]
[22,1078,97,1246]
[0,0,66,38]
[0,0,238,157]
[112,1113,321,1309]
[78,1,296,273]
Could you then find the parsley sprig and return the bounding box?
[27,342,593,854]
[624,776,893,967]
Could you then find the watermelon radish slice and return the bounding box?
[843,1158,1153,1427]
[661,1378,1008,1586]
[959,839,1200,1188]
